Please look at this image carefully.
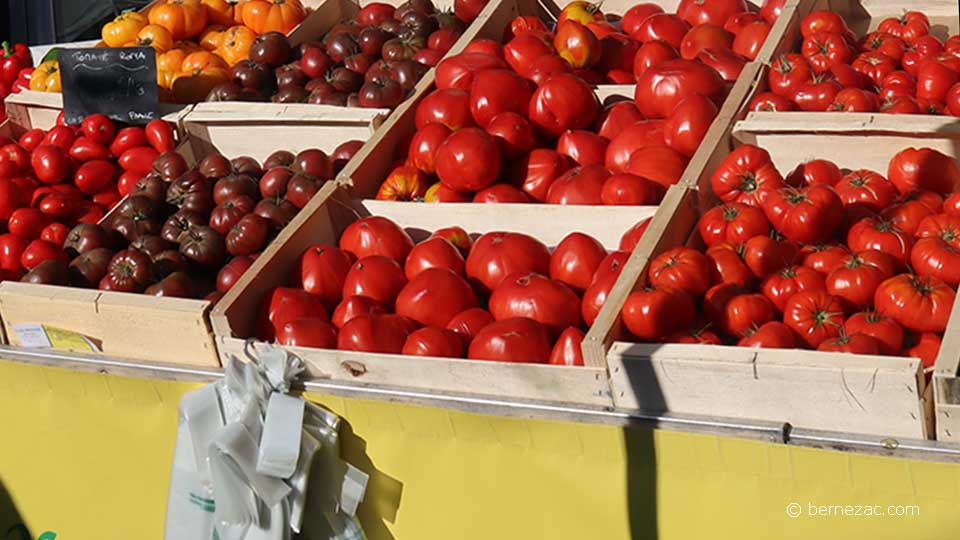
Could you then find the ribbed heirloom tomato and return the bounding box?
[465,231,550,294]
[875,273,955,333]
[342,255,407,306]
[337,313,417,354]
[489,272,581,335]
[468,317,552,363]
[817,332,881,354]
[634,59,725,118]
[549,327,586,366]
[844,311,904,355]
[698,202,770,246]
[528,73,600,136]
[339,216,415,263]
[738,320,796,348]
[761,265,826,312]
[415,88,474,131]
[648,246,712,296]
[435,127,500,192]
[834,169,897,212]
[395,267,478,327]
[549,232,607,293]
[710,144,784,205]
[255,287,328,341]
[846,217,914,267]
[622,285,695,339]
[824,249,895,310]
[402,327,465,358]
[469,69,533,127]
[783,290,844,348]
[760,184,843,243]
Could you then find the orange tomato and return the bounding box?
[181,50,228,73]
[132,24,175,52]
[199,25,227,50]
[172,67,230,102]
[149,0,209,40]
[101,12,147,47]
[202,0,237,26]
[241,0,305,34]
[217,25,257,65]
[157,49,189,88]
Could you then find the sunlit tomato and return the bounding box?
[550,232,607,293]
[339,216,414,263]
[0,179,21,222]
[0,233,29,273]
[633,40,679,78]
[556,130,608,167]
[748,91,795,112]
[376,165,428,201]
[858,32,905,63]
[424,182,472,202]
[275,318,338,349]
[504,15,549,41]
[647,246,712,297]
[879,95,921,114]
[337,313,417,354]
[875,273,955,332]
[800,10,850,38]
[489,272,581,335]
[436,53,508,91]
[557,1,604,26]
[916,61,960,103]
[528,73,600,136]
[947,83,960,116]
[626,145,689,189]
[679,23,732,60]
[783,159,841,188]
[605,120,667,172]
[485,112,536,159]
[902,35,943,76]
[41,126,75,153]
[20,239,68,271]
[698,202,769,246]
[512,149,574,202]
[697,47,746,82]
[597,34,640,80]
[30,145,69,184]
[878,11,930,43]
[843,311,903,355]
[911,237,960,286]
[463,39,504,59]
[720,293,775,336]
[468,317,552,363]
[802,32,853,73]
[408,124,451,175]
[782,290,844,348]
[663,93,719,158]
[710,144,783,206]
[827,87,879,112]
[17,130,45,153]
[634,14,691,49]
[466,231,550,295]
[39,222,68,246]
[829,63,870,90]
[330,296,384,329]
[594,101,645,140]
[706,241,755,288]
[601,173,665,205]
[817,332,881,354]
[395,267,478,327]
[615,220,649,252]
[724,12,762,34]
[677,0,747,27]
[622,285,695,339]
[882,200,938,236]
[848,52,896,88]
[404,237,465,280]
[254,287,328,341]
[634,59,725,119]
[415,88,474,131]
[888,147,960,196]
[768,53,813,98]
[732,20,770,61]
[446,307,495,341]
[469,69,533,127]
[503,33,555,77]
[793,74,843,111]
[901,331,941,368]
[8,208,52,239]
[342,255,407,306]
[401,327,465,358]
[546,164,609,204]
[824,249,895,310]
[435,127,500,192]
[667,325,723,344]
[738,320,796,348]
[761,265,826,312]
[834,169,896,213]
[295,244,355,309]
[621,4,666,40]
[743,234,799,280]
[547,327,585,366]
[216,256,254,294]
[846,217,913,267]
[554,20,601,68]
[944,193,960,216]
[580,255,627,326]
[799,244,848,276]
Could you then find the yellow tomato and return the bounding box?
[101,12,148,47]
[30,61,61,92]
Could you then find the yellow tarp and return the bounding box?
[0,360,958,539]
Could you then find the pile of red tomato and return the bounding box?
[750,9,960,114]
[254,215,650,364]
[373,0,784,204]
[0,114,176,279]
[620,144,960,367]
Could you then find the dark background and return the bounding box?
[3,0,152,46]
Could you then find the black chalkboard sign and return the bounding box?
[59,47,159,126]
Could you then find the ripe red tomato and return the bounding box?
[946,83,960,116]
[783,290,844,348]
[339,216,414,263]
[878,11,930,44]
[916,61,960,103]
[743,234,798,280]
[825,249,895,310]
[469,69,533,127]
[875,273,955,332]
[556,130,608,167]
[39,222,68,246]
[667,326,723,344]
[677,0,747,27]
[703,283,750,330]
[626,145,689,188]
[768,53,813,98]
[254,287,328,341]
[800,245,848,276]
[466,231,550,294]
[554,20,602,68]
[8,208,52,239]
[30,145,69,184]
[621,4,666,40]
[503,33,555,77]
[435,127,500,192]
[901,331,941,368]
[911,237,960,286]
[761,264,826,312]
[546,164,609,204]
[549,327,585,366]
[648,246,712,297]
[404,237,465,280]
[634,59,725,119]
[594,101,645,140]
[605,120,666,172]
[338,313,417,354]
[356,3,395,27]
[446,307,495,340]
[408,123,452,174]
[834,169,896,212]
[489,272,581,335]
[402,327,465,358]
[761,184,842,243]
[41,126,75,153]
[732,21,771,60]
[800,10,850,38]
[0,233,29,273]
[944,192,960,216]
[881,192,942,235]
[528,73,600,136]
[793,75,843,111]
[436,53,508,91]
[597,34,640,80]
[17,130,44,153]
[485,112,536,159]
[622,285,695,339]
[468,317,552,363]
[415,88,474,131]
[888,147,960,196]
[396,267,478,327]
[738,320,796,348]
[463,39,503,59]
[846,217,914,267]
[706,241,755,288]
[679,23,732,60]
[843,311,904,355]
[117,147,159,175]
[73,159,115,195]
[801,32,853,73]
[850,51,897,86]
[342,255,408,306]
[80,114,116,146]
[697,47,746,82]
[879,95,921,114]
[20,239,67,270]
[582,252,629,325]
[827,88,879,112]
[664,93,720,158]
[512,149,573,202]
[721,293,775,336]
[784,159,842,187]
[698,202,770,246]
[830,63,870,89]
[217,255,255,293]
[600,173,665,205]
[376,165,428,202]
[710,144,783,206]
[634,14,691,49]
[633,40,679,78]
[298,244,354,308]
[276,318,338,349]
[550,232,606,293]
[817,333,882,354]
[145,118,176,153]
[331,296,385,329]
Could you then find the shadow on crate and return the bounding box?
[623,361,665,539]
[0,479,30,540]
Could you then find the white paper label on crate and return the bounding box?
[13,324,51,348]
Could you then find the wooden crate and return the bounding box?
[3,91,194,133]
[0,106,381,366]
[209,184,657,405]
[578,62,960,440]
[732,0,960,147]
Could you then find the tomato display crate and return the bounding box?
[736,0,960,139]
[575,80,960,440]
[0,106,381,366]
[3,90,193,134]
[209,183,647,405]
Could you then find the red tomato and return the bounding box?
[844,311,904,355]
[749,92,795,112]
[503,33,555,77]
[20,239,67,270]
[801,32,853,73]
[916,61,960,103]
[800,10,850,38]
[946,83,960,116]
[468,317,552,363]
[847,217,913,267]
[875,273,955,332]
[356,3,395,26]
[435,128,500,192]
[402,326,465,358]
[648,246,712,297]
[81,114,116,146]
[634,14,691,49]
[117,147,159,175]
[396,267,478,327]
[145,119,176,153]
[7,208,52,239]
[463,39,504,59]
[721,293,775,336]
[0,233,29,272]
[73,159,115,195]
[621,4,666,40]
[436,53,508,91]
[512,149,573,202]
[724,12,762,34]
[667,325,723,344]
[342,255,408,306]
[698,202,770,246]
[783,160,839,188]
[39,222,68,246]
[408,123,452,175]
[742,234,799,280]
[550,232,607,293]
[528,73,600,136]
[446,307,495,341]
[783,290,844,347]
[546,164,609,204]
[485,112,536,159]
[738,320,796,348]
[732,21,770,60]
[469,69,533,127]
[108,127,147,157]
[850,51,897,86]
[761,264,826,312]
[944,192,960,216]
[634,59,725,118]
[916,213,960,247]
[338,313,417,354]
[801,244,849,275]
[768,53,813,98]
[633,40,679,78]
[859,32,906,63]
[69,137,112,162]
[549,327,585,366]
[879,95,921,114]
[619,220,651,251]
[0,179,20,220]
[626,145,689,189]
[405,237,465,280]
[677,0,747,27]
[793,75,843,111]
[489,272,581,335]
[698,47,747,82]
[622,285,695,339]
[706,241,755,288]
[594,101,645,140]
[597,34,640,80]
[297,244,354,308]
[827,88,879,112]
[830,63,870,89]
[276,318,338,349]
[41,126,75,153]
[605,120,666,172]
[834,169,896,213]
[415,88,474,131]
[710,144,783,206]
[582,252,630,325]
[911,237,960,286]
[30,145,69,184]
[18,129,45,153]
[466,231,550,295]
[331,296,385,329]
[217,256,255,293]
[679,23,732,60]
[663,93,719,157]
[825,249,895,310]
[878,11,930,43]
[524,54,573,85]
[817,332,881,354]
[556,130,608,167]
[554,20,602,68]
[888,147,960,196]
[601,173,665,205]
[428,29,460,54]
[254,287,328,341]
[339,216,414,263]
[117,170,142,196]
[901,331,941,368]
[376,165,428,202]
